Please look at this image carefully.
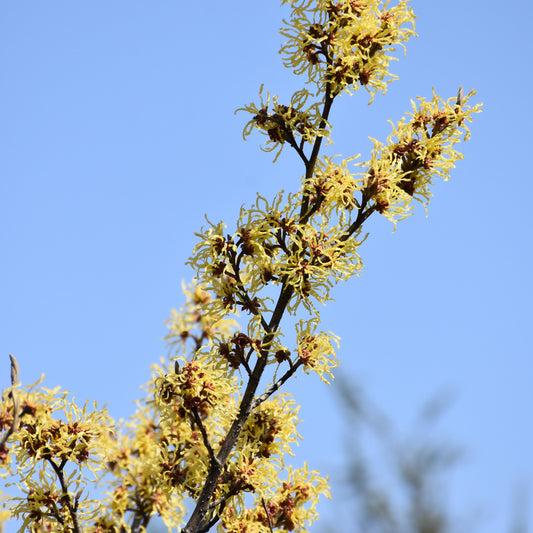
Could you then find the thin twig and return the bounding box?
[0,355,21,448]
[240,352,253,377]
[286,132,309,166]
[207,478,253,513]
[253,360,303,410]
[191,407,220,468]
[229,253,270,332]
[9,354,19,385]
[262,498,274,533]
[48,458,82,533]
[200,481,250,533]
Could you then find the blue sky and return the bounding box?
[1,1,531,531]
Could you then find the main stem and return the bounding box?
[181,286,295,533]
[300,88,335,221]
[182,87,332,533]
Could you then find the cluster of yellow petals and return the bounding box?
[166,281,240,357]
[0,0,481,531]
[304,155,362,214]
[0,358,327,533]
[0,283,331,532]
[189,185,364,318]
[295,319,340,383]
[360,89,482,225]
[220,464,329,533]
[0,381,113,532]
[238,87,330,162]
[280,0,416,98]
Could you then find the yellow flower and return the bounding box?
[1,382,114,531]
[359,88,483,226]
[280,0,417,99]
[295,318,340,383]
[219,463,329,533]
[237,86,330,161]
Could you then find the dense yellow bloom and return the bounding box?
[279,217,364,313]
[1,1,480,532]
[219,464,329,533]
[238,86,331,161]
[166,281,239,357]
[100,403,187,530]
[304,155,363,214]
[295,319,339,383]
[280,0,416,98]
[0,381,113,532]
[238,394,301,463]
[360,88,482,225]
[189,185,365,319]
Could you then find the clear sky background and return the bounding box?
[1,1,531,532]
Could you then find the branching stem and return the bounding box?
[191,407,220,468]
[48,458,82,533]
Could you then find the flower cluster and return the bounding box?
[0,1,480,532]
[280,0,416,98]
[220,465,329,533]
[0,381,113,532]
[189,185,364,321]
[238,394,301,461]
[166,281,239,357]
[303,155,362,214]
[360,88,483,225]
[98,396,189,531]
[295,319,339,383]
[238,87,330,161]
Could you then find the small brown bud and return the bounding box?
[456,86,464,107]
